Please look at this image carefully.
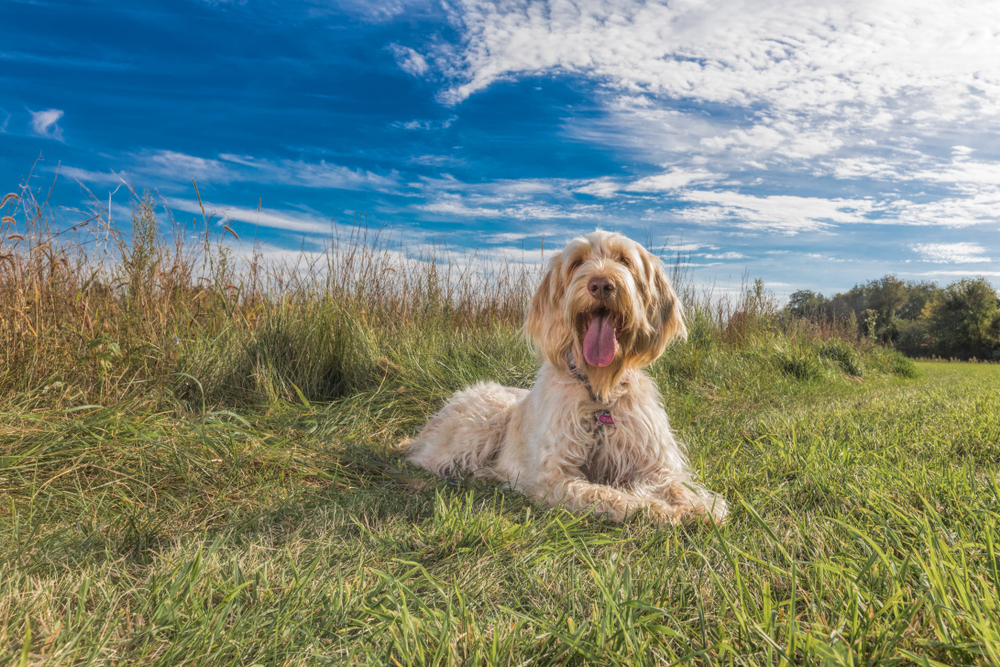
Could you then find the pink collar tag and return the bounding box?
[596,412,615,426]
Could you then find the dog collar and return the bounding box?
[565,351,631,399]
[566,351,591,386]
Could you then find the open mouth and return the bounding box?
[580,308,622,367]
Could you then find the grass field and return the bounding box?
[3,359,998,666]
[3,188,999,665]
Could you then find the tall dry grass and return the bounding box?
[0,177,912,410]
[0,178,540,408]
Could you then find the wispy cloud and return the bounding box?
[409,154,466,167]
[217,154,400,190]
[888,190,1000,228]
[1,50,135,71]
[29,108,64,141]
[676,191,876,233]
[338,0,430,21]
[167,197,335,235]
[912,158,1000,189]
[60,166,128,185]
[702,251,746,260]
[911,243,993,264]
[391,116,457,131]
[391,44,430,76]
[61,150,399,192]
[417,195,596,220]
[148,150,230,182]
[625,169,723,193]
[574,168,722,197]
[664,243,711,253]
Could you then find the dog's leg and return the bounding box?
[523,468,680,523]
[403,381,526,478]
[632,475,728,525]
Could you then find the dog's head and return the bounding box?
[523,231,686,393]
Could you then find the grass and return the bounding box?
[3,364,999,665]
[2,182,996,664]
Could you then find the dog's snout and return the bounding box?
[588,276,614,300]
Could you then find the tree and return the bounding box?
[898,280,938,321]
[787,289,829,317]
[924,277,1000,359]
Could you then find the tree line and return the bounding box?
[787,275,1000,361]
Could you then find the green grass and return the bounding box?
[3,361,999,666]
[1,185,993,664]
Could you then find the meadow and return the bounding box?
[2,185,999,665]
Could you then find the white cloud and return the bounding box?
[415,173,575,197]
[901,270,1000,278]
[391,44,430,76]
[409,154,466,167]
[911,242,993,264]
[148,150,230,182]
[574,168,722,197]
[480,231,551,243]
[701,121,843,160]
[392,116,457,131]
[411,173,615,220]
[664,243,710,253]
[419,0,1000,204]
[218,154,399,190]
[60,166,128,186]
[167,198,335,235]
[417,194,595,220]
[438,0,1000,117]
[337,0,429,21]
[888,190,1000,228]
[702,252,746,260]
[60,150,398,192]
[0,110,9,133]
[677,190,876,233]
[805,253,849,263]
[912,158,1000,189]
[29,108,64,141]
[573,177,620,198]
[827,156,906,181]
[625,168,722,192]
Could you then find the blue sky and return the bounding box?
[4,0,1000,297]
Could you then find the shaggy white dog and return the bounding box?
[402,231,726,525]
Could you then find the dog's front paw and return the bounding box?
[685,498,728,526]
[644,502,686,526]
[647,496,728,526]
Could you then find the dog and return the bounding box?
[401,230,726,525]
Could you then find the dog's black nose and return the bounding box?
[588,276,614,300]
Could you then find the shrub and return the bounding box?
[818,339,864,376]
[778,350,823,381]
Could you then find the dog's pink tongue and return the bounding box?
[583,314,616,367]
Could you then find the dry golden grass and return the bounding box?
[0,178,541,407]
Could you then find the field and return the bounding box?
[4,357,1000,665]
[2,189,1000,665]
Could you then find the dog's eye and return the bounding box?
[619,255,630,267]
[570,259,584,272]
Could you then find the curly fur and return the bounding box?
[401,230,726,524]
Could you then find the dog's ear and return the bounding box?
[635,248,687,362]
[523,252,568,361]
